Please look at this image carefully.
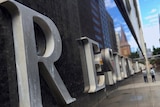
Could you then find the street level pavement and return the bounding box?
[98,70,160,107]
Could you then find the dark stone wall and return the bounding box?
[0,0,107,107]
[0,7,19,107]
[16,0,84,96]
[16,0,86,106]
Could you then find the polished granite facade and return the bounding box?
[0,7,18,107]
[0,0,107,107]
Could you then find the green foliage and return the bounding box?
[150,59,156,65]
[129,51,139,59]
[153,46,156,51]
[151,46,160,66]
[152,47,160,55]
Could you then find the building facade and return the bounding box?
[106,11,118,52]
[78,0,105,48]
[0,0,116,107]
[114,0,147,57]
[98,0,111,48]
[119,27,131,57]
[78,0,117,50]
[116,32,121,54]
[114,0,149,72]
[139,48,152,58]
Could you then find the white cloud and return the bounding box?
[125,31,131,37]
[149,18,158,23]
[123,25,128,30]
[143,24,160,49]
[150,9,157,13]
[128,36,138,52]
[144,22,158,28]
[122,22,127,26]
[113,18,122,24]
[104,0,116,9]
[124,30,130,35]
[113,18,118,23]
[145,14,157,20]
[143,23,152,28]
[114,23,120,28]
[152,23,158,26]
[115,26,121,32]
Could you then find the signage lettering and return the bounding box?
[0,0,75,106]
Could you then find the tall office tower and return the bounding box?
[120,27,131,57]
[98,0,111,48]
[78,0,105,48]
[106,11,118,52]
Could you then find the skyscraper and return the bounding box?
[78,0,117,51]
[106,11,118,52]
[98,0,111,48]
[78,0,104,48]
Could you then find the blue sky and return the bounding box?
[139,0,160,50]
[104,0,160,52]
[139,0,160,27]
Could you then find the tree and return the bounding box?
[152,47,160,55]
[151,47,160,66]
[153,46,156,51]
[129,51,139,59]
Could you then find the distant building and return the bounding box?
[106,11,118,52]
[78,0,105,48]
[114,0,147,60]
[115,32,121,54]
[78,0,116,50]
[98,0,111,48]
[119,27,131,57]
[139,48,152,58]
[146,49,152,58]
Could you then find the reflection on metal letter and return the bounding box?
[101,48,117,85]
[113,53,123,81]
[77,37,105,93]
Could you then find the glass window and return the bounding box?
[92,17,100,26]
[91,9,99,18]
[126,0,131,13]
[94,26,101,33]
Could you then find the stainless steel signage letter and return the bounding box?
[77,37,105,93]
[0,0,75,106]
